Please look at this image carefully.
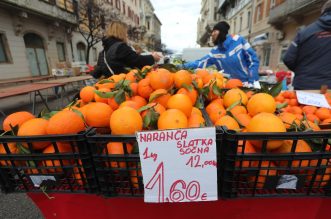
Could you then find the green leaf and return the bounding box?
[226,99,241,112]
[268,82,283,97]
[212,83,222,97]
[17,143,31,154]
[114,90,125,104]
[42,111,59,120]
[276,102,288,109]
[192,80,199,90]
[98,79,113,84]
[182,84,193,91]
[143,112,152,128]
[195,95,205,109]
[149,93,166,103]
[94,90,116,98]
[72,109,87,126]
[201,86,210,97]
[137,104,154,113]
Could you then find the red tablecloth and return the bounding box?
[27,193,331,219]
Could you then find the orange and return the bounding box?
[278,112,300,129]
[131,95,147,108]
[188,114,205,128]
[137,78,154,99]
[176,87,198,105]
[274,94,285,103]
[0,143,19,166]
[149,89,171,108]
[130,167,142,188]
[302,120,321,131]
[166,94,193,117]
[191,74,203,88]
[95,82,115,90]
[42,144,73,173]
[191,107,202,117]
[110,107,143,134]
[246,113,286,151]
[130,82,138,96]
[229,105,247,116]
[2,111,35,132]
[79,86,96,103]
[17,118,50,150]
[247,93,276,116]
[149,68,173,90]
[125,70,138,82]
[206,102,226,124]
[321,118,331,124]
[315,108,331,121]
[302,105,317,115]
[108,95,129,110]
[215,115,239,130]
[46,110,85,135]
[94,87,110,104]
[195,68,210,82]
[104,142,133,168]
[272,140,312,168]
[110,74,126,83]
[158,109,188,130]
[223,88,248,108]
[174,70,192,88]
[140,103,166,119]
[289,98,299,106]
[236,141,257,168]
[235,113,251,128]
[253,161,277,188]
[225,79,243,89]
[84,102,113,128]
[210,98,224,107]
[288,106,303,115]
[306,114,320,124]
[119,100,141,110]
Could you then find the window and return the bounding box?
[270,0,276,8]
[239,16,243,31]
[147,21,150,30]
[56,42,66,62]
[56,0,74,13]
[0,33,12,63]
[247,11,251,28]
[234,21,236,33]
[279,45,288,63]
[92,47,97,62]
[255,3,263,23]
[263,46,271,66]
[76,42,86,62]
[116,0,120,10]
[123,2,126,15]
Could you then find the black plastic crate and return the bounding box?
[87,116,222,197]
[86,128,142,197]
[0,129,98,194]
[219,127,331,198]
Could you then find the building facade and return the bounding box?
[0,0,161,80]
[197,0,221,46]
[203,0,328,71]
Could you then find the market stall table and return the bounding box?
[0,83,65,114]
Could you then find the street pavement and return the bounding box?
[0,83,80,219]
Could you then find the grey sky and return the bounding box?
[150,0,201,52]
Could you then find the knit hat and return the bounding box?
[322,0,331,14]
[212,21,230,34]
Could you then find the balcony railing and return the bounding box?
[0,0,78,24]
[269,0,324,25]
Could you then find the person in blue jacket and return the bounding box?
[183,21,260,85]
[283,0,331,90]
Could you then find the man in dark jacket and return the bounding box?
[283,0,331,90]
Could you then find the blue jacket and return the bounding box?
[283,12,331,90]
[183,34,260,83]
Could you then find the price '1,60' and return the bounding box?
[145,162,207,202]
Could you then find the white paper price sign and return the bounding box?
[296,91,331,109]
[136,127,218,203]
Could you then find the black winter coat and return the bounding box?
[92,37,154,78]
[283,12,331,90]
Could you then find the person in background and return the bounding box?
[91,21,160,79]
[283,0,331,90]
[183,21,260,86]
[132,44,143,55]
